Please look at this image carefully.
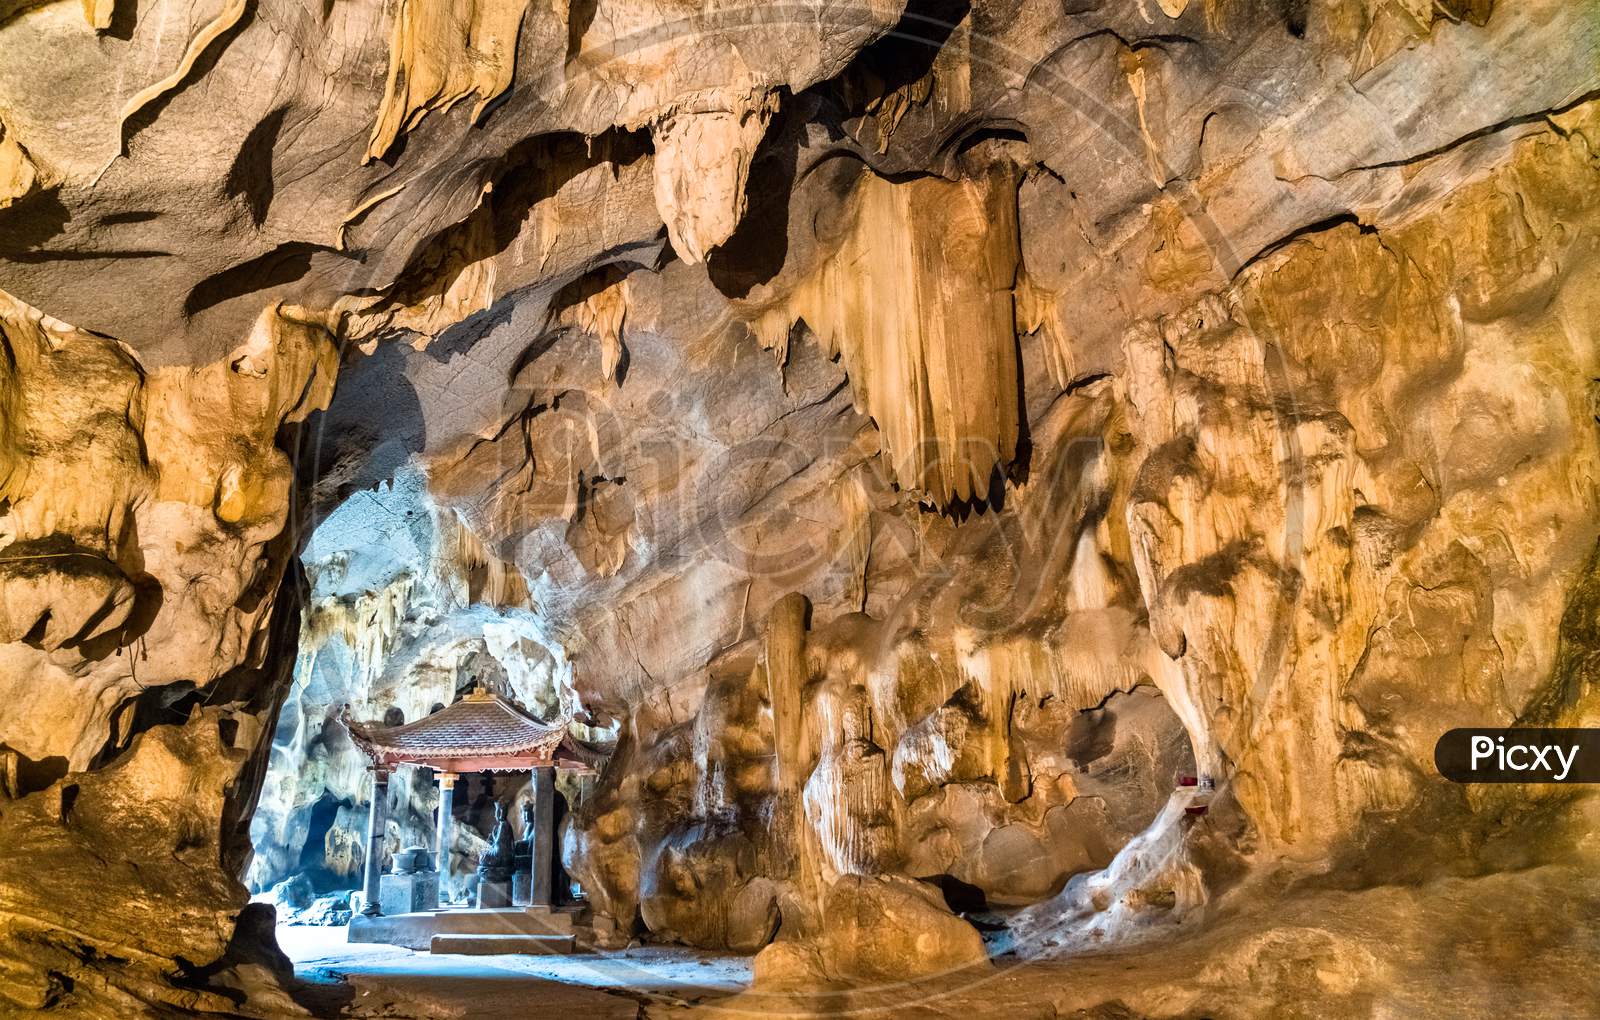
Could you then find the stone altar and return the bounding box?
[380,845,439,915]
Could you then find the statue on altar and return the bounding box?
[510,799,539,907]
[513,800,535,860]
[477,801,514,882]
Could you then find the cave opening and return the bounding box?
[294,792,348,888]
[245,465,613,939]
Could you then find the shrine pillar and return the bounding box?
[361,767,389,916]
[529,765,556,908]
[435,771,458,905]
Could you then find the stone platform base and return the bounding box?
[478,878,512,908]
[430,933,574,955]
[349,906,577,953]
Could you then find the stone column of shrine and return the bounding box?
[361,768,389,915]
[529,765,556,908]
[435,771,457,905]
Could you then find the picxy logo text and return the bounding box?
[1434,728,1600,784]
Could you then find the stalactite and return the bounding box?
[650,91,780,264]
[747,163,1023,506]
[365,0,536,163]
[564,475,631,577]
[845,71,933,153]
[0,120,36,210]
[1014,269,1072,387]
[1119,47,1167,189]
[959,630,1146,718]
[299,575,418,695]
[80,0,113,29]
[838,472,874,612]
[557,268,630,383]
[108,0,248,163]
[443,511,533,610]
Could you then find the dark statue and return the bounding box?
[514,801,535,858]
[476,796,553,907]
[477,802,514,880]
[510,799,538,907]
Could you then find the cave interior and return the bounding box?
[1,0,1599,1017]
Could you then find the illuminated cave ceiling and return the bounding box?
[3,0,1600,1016]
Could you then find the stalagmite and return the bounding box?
[765,593,811,796]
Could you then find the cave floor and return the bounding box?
[279,924,751,1017]
[275,862,1599,1019]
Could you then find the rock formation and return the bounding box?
[2,0,1599,1015]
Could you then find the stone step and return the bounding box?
[350,906,580,949]
[444,906,578,935]
[430,933,575,956]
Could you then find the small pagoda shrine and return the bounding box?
[339,687,608,953]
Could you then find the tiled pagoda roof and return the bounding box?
[340,688,609,773]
